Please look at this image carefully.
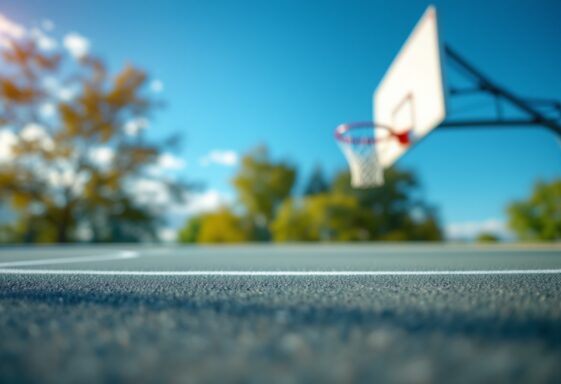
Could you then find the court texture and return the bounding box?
[0,243,560,383]
[1,4,560,383]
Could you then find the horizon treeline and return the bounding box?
[178,145,443,243]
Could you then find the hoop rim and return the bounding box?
[334,122,410,146]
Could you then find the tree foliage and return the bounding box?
[272,193,372,242]
[231,145,296,240]
[507,179,561,241]
[178,215,203,243]
[271,167,443,242]
[0,38,184,243]
[180,145,442,243]
[476,232,500,243]
[330,169,442,241]
[304,166,329,196]
[197,208,252,243]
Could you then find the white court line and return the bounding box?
[0,250,138,268]
[0,269,561,276]
[0,250,560,276]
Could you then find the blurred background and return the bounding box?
[0,0,560,244]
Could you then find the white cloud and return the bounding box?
[44,158,91,198]
[125,178,231,240]
[41,19,55,31]
[21,123,55,151]
[182,189,230,216]
[89,146,114,168]
[59,84,81,101]
[158,153,186,170]
[39,103,57,118]
[129,176,229,217]
[0,129,18,163]
[92,149,182,180]
[158,227,177,242]
[58,87,76,101]
[124,117,149,136]
[30,27,57,51]
[0,14,26,47]
[145,153,187,177]
[128,178,176,208]
[41,76,79,101]
[445,218,512,240]
[47,167,74,188]
[0,128,89,203]
[75,223,93,241]
[42,76,59,91]
[150,79,164,93]
[199,150,239,167]
[63,32,90,59]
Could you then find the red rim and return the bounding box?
[334,122,410,146]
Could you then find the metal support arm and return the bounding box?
[443,45,561,138]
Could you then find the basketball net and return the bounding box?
[337,140,384,188]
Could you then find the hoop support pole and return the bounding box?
[444,45,561,138]
[441,118,542,128]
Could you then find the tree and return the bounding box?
[232,146,296,240]
[0,36,185,243]
[304,166,329,196]
[507,179,561,241]
[331,168,443,241]
[272,193,373,242]
[197,208,252,243]
[270,199,312,241]
[178,215,203,243]
[476,232,500,243]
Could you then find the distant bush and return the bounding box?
[507,179,561,241]
[476,232,500,243]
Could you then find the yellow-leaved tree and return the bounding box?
[0,37,187,243]
[231,145,296,241]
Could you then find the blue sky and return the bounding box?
[3,0,561,238]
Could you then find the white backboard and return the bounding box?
[373,5,447,167]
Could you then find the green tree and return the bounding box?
[197,208,252,243]
[331,168,443,241]
[232,145,296,240]
[507,179,561,241]
[178,215,203,243]
[272,193,373,242]
[304,166,329,196]
[476,232,500,243]
[270,199,312,241]
[0,37,185,243]
[0,224,17,243]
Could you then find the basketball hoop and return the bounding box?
[334,122,410,188]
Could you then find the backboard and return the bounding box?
[373,5,447,167]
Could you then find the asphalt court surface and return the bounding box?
[1,244,561,272]
[1,244,560,383]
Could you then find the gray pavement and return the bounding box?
[0,244,560,383]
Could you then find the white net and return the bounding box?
[337,141,384,188]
